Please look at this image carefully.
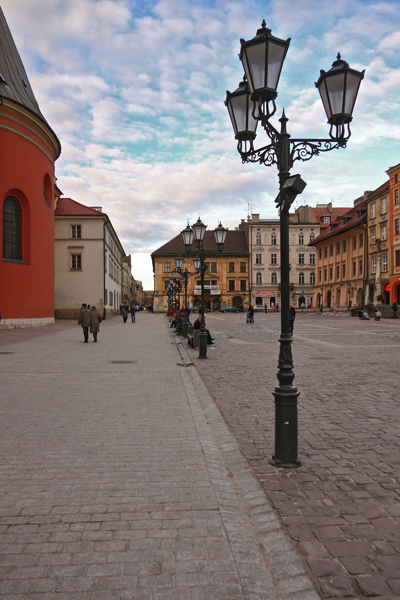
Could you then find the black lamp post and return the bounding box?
[181,218,228,359]
[175,255,192,337]
[348,282,351,310]
[226,20,364,468]
[320,287,324,312]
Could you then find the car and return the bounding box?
[253,305,266,312]
[219,306,243,313]
[188,306,210,313]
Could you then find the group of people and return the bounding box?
[78,303,101,343]
[120,304,136,323]
[169,306,214,344]
[357,301,398,321]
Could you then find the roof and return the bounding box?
[309,203,367,246]
[311,205,349,227]
[55,197,105,217]
[363,180,389,201]
[0,7,60,154]
[152,230,249,257]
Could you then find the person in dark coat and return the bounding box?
[90,306,101,342]
[121,305,128,323]
[193,316,214,344]
[290,306,296,336]
[130,305,136,323]
[392,302,398,319]
[78,303,91,343]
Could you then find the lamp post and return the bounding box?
[320,287,324,312]
[347,282,351,310]
[175,255,192,337]
[226,20,364,468]
[181,218,228,359]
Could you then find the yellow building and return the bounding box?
[309,199,367,310]
[151,231,249,313]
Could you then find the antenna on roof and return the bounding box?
[246,203,253,220]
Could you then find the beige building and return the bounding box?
[54,197,126,318]
[364,183,391,305]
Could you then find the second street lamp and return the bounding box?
[226,20,364,468]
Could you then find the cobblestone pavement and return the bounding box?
[0,314,320,599]
[185,311,400,599]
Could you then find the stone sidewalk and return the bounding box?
[187,311,400,599]
[0,314,319,599]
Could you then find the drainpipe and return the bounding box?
[103,216,109,319]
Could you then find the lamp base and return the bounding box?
[270,456,301,469]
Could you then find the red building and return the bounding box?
[388,162,400,304]
[0,7,61,327]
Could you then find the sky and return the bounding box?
[2,0,400,288]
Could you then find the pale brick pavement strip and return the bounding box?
[0,314,319,598]
[186,311,400,599]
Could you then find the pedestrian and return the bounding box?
[374,307,382,321]
[392,301,398,319]
[290,305,296,336]
[248,305,254,323]
[193,315,214,344]
[130,305,136,323]
[121,305,128,323]
[301,302,305,312]
[357,303,363,320]
[90,305,101,342]
[276,303,279,312]
[78,303,91,343]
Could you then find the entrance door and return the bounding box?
[213,298,220,311]
[232,296,243,309]
[326,290,332,308]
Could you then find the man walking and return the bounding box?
[130,305,136,323]
[78,303,91,343]
[392,301,398,319]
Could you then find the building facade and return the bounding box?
[54,198,126,318]
[152,231,249,313]
[310,200,367,310]
[365,182,391,305]
[388,162,400,304]
[0,7,61,328]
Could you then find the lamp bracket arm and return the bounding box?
[239,142,278,168]
[289,138,347,165]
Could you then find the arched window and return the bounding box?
[271,272,277,284]
[299,272,305,284]
[310,272,315,285]
[2,196,22,260]
[256,272,262,284]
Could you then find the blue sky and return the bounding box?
[3,0,400,288]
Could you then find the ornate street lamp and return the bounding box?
[226,21,364,468]
[175,256,193,338]
[348,282,352,310]
[181,218,228,359]
[320,287,324,312]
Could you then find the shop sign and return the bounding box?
[194,285,220,295]
[253,291,275,297]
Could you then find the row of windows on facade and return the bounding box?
[319,233,364,259]
[165,279,247,292]
[255,253,315,265]
[164,261,247,273]
[255,232,315,246]
[319,260,365,282]
[255,272,315,285]
[370,190,398,219]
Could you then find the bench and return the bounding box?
[187,329,200,348]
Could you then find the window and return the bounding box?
[371,257,376,274]
[104,289,108,305]
[298,253,304,265]
[256,272,262,284]
[310,254,316,265]
[382,255,387,272]
[256,233,262,245]
[337,242,341,254]
[310,232,315,242]
[240,280,246,291]
[381,197,387,214]
[371,229,376,244]
[299,272,305,284]
[343,240,347,252]
[359,233,364,247]
[323,216,331,224]
[381,225,387,241]
[109,291,113,306]
[353,236,357,250]
[319,248,322,259]
[353,261,356,276]
[324,246,328,258]
[71,225,81,239]
[271,233,277,245]
[240,262,246,272]
[271,254,277,265]
[2,196,22,261]
[396,249,400,267]
[324,268,327,281]
[330,245,334,256]
[203,280,210,286]
[318,270,321,282]
[299,234,304,245]
[371,203,376,218]
[395,219,399,235]
[164,262,170,273]
[395,189,399,206]
[342,264,346,278]
[229,280,235,291]
[228,262,235,272]
[204,262,210,272]
[211,280,217,286]
[310,272,315,285]
[211,262,217,272]
[336,265,340,279]
[271,272,277,284]
[256,253,262,265]
[329,267,333,280]
[359,259,363,275]
[71,254,82,270]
